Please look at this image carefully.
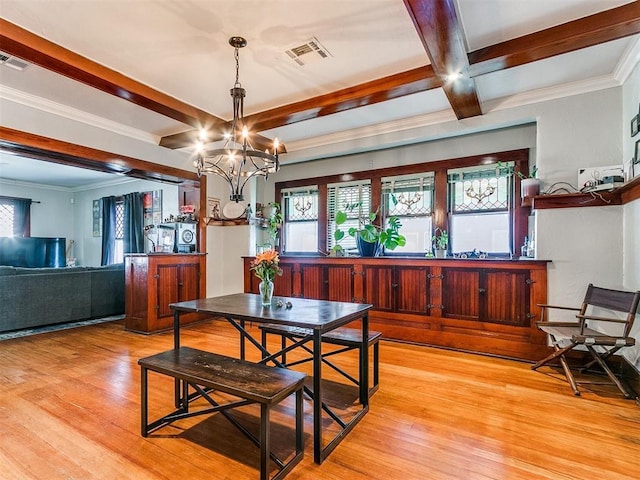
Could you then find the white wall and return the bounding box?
[72,179,179,266]
[2,62,638,366]
[260,86,638,365]
[622,59,640,368]
[0,180,74,239]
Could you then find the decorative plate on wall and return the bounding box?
[222,201,247,220]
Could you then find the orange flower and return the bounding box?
[250,249,283,282]
[255,249,279,264]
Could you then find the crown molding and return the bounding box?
[0,173,136,192]
[287,70,627,157]
[0,85,160,144]
[614,36,640,84]
[0,177,73,192]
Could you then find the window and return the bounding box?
[327,180,371,253]
[114,200,124,263]
[276,149,530,257]
[382,173,434,253]
[0,196,31,237]
[282,187,319,253]
[448,164,512,254]
[0,200,15,237]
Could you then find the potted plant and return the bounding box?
[498,161,540,198]
[265,202,283,246]
[432,228,448,258]
[333,207,406,256]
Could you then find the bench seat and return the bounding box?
[139,346,305,480]
[259,325,381,398]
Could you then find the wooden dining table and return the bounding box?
[170,293,373,464]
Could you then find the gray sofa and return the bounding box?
[0,263,125,333]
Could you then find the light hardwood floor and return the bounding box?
[0,318,638,480]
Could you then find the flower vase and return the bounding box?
[259,280,274,307]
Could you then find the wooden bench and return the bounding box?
[139,346,305,480]
[259,325,381,398]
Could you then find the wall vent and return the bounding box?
[285,37,332,66]
[0,51,29,71]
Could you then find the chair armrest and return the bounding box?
[536,321,582,327]
[575,314,627,324]
[537,304,581,311]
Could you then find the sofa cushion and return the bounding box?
[0,266,16,276]
[89,263,125,318]
[13,266,88,275]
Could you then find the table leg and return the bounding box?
[360,314,369,406]
[173,310,181,407]
[313,330,322,464]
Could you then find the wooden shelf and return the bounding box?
[524,175,640,210]
[203,218,249,226]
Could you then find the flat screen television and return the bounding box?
[0,237,66,268]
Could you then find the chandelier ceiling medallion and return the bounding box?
[194,36,280,203]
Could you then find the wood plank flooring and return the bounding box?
[0,318,639,480]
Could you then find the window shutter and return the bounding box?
[327,180,371,250]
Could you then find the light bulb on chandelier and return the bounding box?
[193,36,281,203]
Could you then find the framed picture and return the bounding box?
[635,139,640,164]
[207,197,221,219]
[92,199,102,237]
[632,114,639,137]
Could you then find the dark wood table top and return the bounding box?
[171,293,372,332]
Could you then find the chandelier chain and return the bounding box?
[193,36,280,203]
[234,46,241,88]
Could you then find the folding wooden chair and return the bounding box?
[532,284,640,399]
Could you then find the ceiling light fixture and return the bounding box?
[194,36,280,203]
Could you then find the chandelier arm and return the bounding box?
[194,36,280,202]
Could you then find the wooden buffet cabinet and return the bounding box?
[244,256,550,361]
[125,253,206,333]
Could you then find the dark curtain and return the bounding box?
[11,197,32,237]
[124,192,145,254]
[101,196,117,265]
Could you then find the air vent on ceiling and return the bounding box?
[0,51,29,71]
[285,37,332,66]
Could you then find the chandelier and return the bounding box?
[194,36,280,202]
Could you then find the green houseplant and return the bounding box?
[497,161,540,198]
[265,202,283,246]
[332,207,406,256]
[432,228,448,258]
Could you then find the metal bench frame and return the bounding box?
[259,325,381,398]
[139,346,305,480]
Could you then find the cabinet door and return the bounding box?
[363,265,394,311]
[484,270,530,326]
[178,263,200,302]
[326,265,354,302]
[395,266,429,315]
[157,264,180,318]
[273,264,294,297]
[442,268,480,320]
[300,264,327,300]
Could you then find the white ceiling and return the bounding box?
[0,0,638,188]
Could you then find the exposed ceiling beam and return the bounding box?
[162,3,639,149]
[403,0,482,119]
[0,18,284,152]
[0,18,226,131]
[467,1,640,77]
[0,126,200,184]
[2,3,639,152]
[241,66,440,132]
[160,65,439,149]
